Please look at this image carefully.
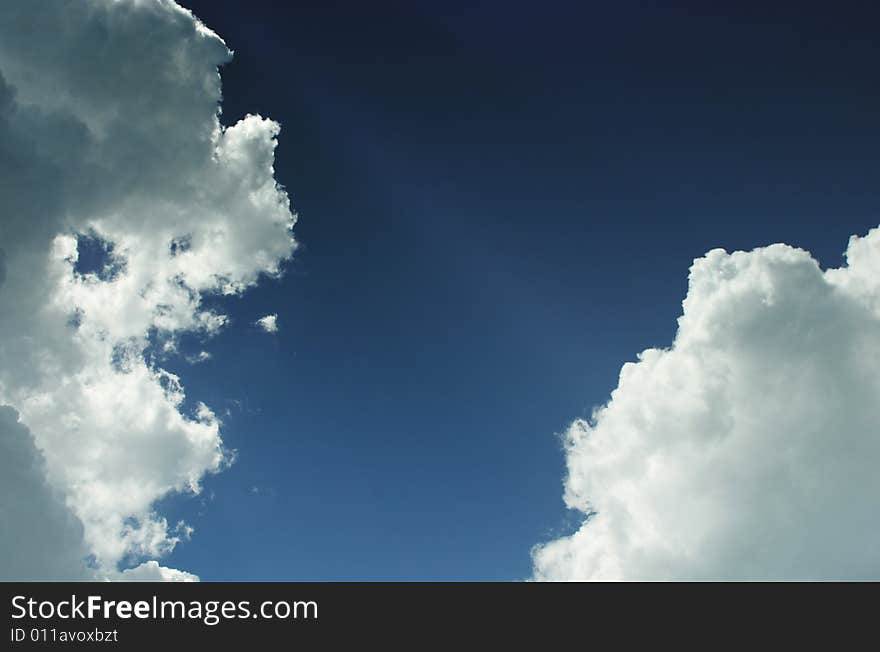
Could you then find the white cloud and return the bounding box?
[186,351,213,365]
[533,229,880,580]
[255,314,279,333]
[0,0,296,579]
[115,561,199,582]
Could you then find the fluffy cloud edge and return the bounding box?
[0,0,297,580]
[533,227,880,581]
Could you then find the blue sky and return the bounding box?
[8,0,880,583]
[130,1,880,580]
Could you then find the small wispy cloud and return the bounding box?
[255,313,278,333]
[186,351,212,365]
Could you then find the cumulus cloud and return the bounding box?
[533,229,880,580]
[255,314,278,333]
[0,0,296,579]
[116,561,199,582]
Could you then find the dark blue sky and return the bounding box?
[158,1,880,580]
